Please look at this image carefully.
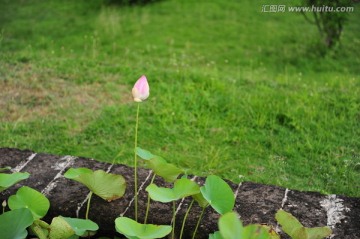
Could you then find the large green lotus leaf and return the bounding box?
[115,216,172,239]
[138,150,183,182]
[146,178,200,203]
[275,209,331,239]
[200,175,235,214]
[218,211,243,239]
[0,172,30,192]
[49,217,75,239]
[0,208,34,239]
[64,167,126,201]
[62,217,99,236]
[8,186,50,219]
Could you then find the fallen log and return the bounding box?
[0,148,359,238]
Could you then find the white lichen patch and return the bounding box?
[42,156,76,196]
[280,188,290,208]
[52,157,70,170]
[275,188,290,233]
[11,153,37,173]
[320,194,350,230]
[234,175,244,199]
[119,170,153,217]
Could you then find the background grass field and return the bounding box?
[0,0,359,196]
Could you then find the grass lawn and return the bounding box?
[0,0,359,197]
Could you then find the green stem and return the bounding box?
[85,192,93,220]
[172,201,176,239]
[192,206,206,239]
[134,103,140,222]
[179,199,194,239]
[144,173,156,224]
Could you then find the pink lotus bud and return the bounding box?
[132,75,150,102]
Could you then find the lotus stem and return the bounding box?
[179,199,194,239]
[134,103,140,222]
[192,206,206,239]
[172,201,176,239]
[144,173,156,224]
[85,192,93,220]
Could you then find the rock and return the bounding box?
[0,148,359,238]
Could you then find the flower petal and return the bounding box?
[132,75,150,102]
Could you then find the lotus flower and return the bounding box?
[132,75,150,102]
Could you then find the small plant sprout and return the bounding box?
[132,75,150,222]
[64,167,126,219]
[146,177,200,239]
[275,209,332,239]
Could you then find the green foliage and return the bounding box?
[62,217,99,237]
[216,211,273,239]
[64,167,126,201]
[200,175,235,215]
[8,186,50,219]
[115,216,172,239]
[30,220,50,239]
[146,177,200,203]
[275,209,332,239]
[137,147,183,182]
[47,216,98,239]
[0,208,34,239]
[217,212,242,239]
[0,172,30,192]
[209,231,223,239]
[192,192,209,208]
[49,217,76,239]
[0,0,359,197]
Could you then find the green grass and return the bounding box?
[0,0,359,197]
